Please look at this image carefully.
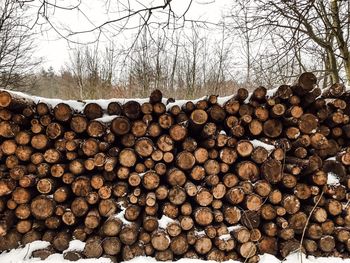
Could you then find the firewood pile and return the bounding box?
[0,72,350,262]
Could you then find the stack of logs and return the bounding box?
[0,72,350,262]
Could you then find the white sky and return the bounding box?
[31,0,229,70]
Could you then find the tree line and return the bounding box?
[1,0,349,99]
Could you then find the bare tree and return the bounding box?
[212,22,231,94]
[0,0,39,89]
[230,0,350,85]
[64,44,119,99]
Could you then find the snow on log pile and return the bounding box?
[0,72,350,262]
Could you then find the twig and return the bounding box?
[299,190,325,263]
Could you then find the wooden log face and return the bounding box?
[107,102,122,115]
[157,135,174,152]
[84,103,103,120]
[289,212,307,234]
[87,121,105,138]
[0,121,17,138]
[236,161,259,181]
[224,206,241,224]
[54,103,72,122]
[195,188,212,206]
[71,176,91,197]
[236,140,253,157]
[190,109,208,126]
[262,159,282,184]
[135,138,154,157]
[151,231,170,251]
[0,91,12,107]
[46,122,63,139]
[239,241,257,258]
[111,117,130,135]
[226,187,245,205]
[70,115,88,133]
[176,151,195,170]
[319,235,335,252]
[119,148,137,167]
[220,147,237,164]
[263,119,282,138]
[195,237,212,255]
[299,114,318,134]
[170,235,188,255]
[131,120,147,137]
[282,195,301,214]
[123,101,141,120]
[169,124,187,142]
[167,168,186,186]
[298,72,317,92]
[142,171,160,190]
[30,196,54,220]
[245,194,262,211]
[169,186,187,205]
[194,207,213,226]
[102,218,122,236]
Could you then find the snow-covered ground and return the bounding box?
[1,241,350,263]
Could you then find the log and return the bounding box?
[84,237,103,258]
[54,103,72,122]
[70,115,88,133]
[84,103,103,120]
[262,158,282,184]
[195,237,212,255]
[263,119,282,138]
[30,195,55,220]
[111,117,130,135]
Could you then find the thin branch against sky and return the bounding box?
[20,0,227,69]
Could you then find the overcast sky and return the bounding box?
[32,0,228,70]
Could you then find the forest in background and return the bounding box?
[1,0,349,99]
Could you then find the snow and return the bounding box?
[292,131,300,139]
[95,115,118,123]
[63,240,85,253]
[242,87,278,104]
[243,93,252,104]
[265,87,278,97]
[138,172,146,178]
[194,230,206,236]
[3,89,150,112]
[217,95,234,106]
[111,202,132,225]
[327,172,340,186]
[0,240,111,262]
[5,89,86,111]
[3,243,350,263]
[165,96,207,110]
[218,234,231,241]
[3,87,278,115]
[227,225,242,232]
[0,241,50,262]
[158,215,175,229]
[250,139,275,151]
